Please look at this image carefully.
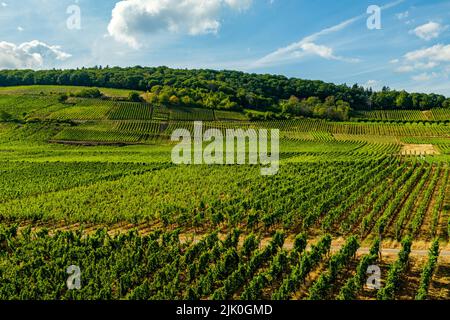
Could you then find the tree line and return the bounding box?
[0,66,448,118]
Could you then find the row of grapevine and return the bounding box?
[108,102,153,120]
[116,121,164,134]
[0,95,61,119]
[271,234,332,300]
[415,239,440,300]
[0,222,447,300]
[431,109,450,121]
[393,165,432,240]
[407,167,442,236]
[310,131,335,142]
[354,110,428,122]
[169,107,215,121]
[375,165,425,235]
[0,159,446,239]
[438,144,450,154]
[160,119,450,138]
[211,231,285,300]
[0,161,157,203]
[280,161,373,229]
[301,160,393,230]
[306,236,359,300]
[340,162,408,233]
[431,168,449,237]
[337,239,380,300]
[240,233,307,300]
[53,128,142,143]
[360,163,415,236]
[321,158,395,231]
[377,236,412,300]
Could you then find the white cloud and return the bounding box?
[395,61,439,73]
[391,44,450,87]
[1,2,7,7]
[250,0,403,68]
[298,42,337,60]
[249,17,360,68]
[412,72,438,82]
[405,44,450,63]
[411,22,447,41]
[250,41,360,68]
[0,40,71,69]
[107,0,252,49]
[17,26,24,32]
[415,61,438,69]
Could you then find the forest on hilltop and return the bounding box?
[0,66,449,121]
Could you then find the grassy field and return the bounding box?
[0,87,449,300]
[0,85,141,97]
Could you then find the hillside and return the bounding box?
[1,67,449,122]
[1,87,450,149]
[0,85,449,300]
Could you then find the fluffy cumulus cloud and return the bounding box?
[298,42,336,60]
[411,22,447,41]
[107,0,252,49]
[404,44,450,63]
[0,40,71,69]
[393,44,450,81]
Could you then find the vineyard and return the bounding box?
[353,109,450,123]
[0,159,448,241]
[0,225,449,300]
[48,118,450,149]
[0,88,449,300]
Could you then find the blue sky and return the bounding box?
[0,0,450,95]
